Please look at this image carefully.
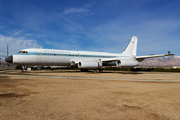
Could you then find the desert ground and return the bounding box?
[0,70,180,120]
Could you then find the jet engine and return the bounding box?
[78,62,102,69]
[116,59,139,67]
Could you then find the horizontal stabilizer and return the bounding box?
[136,54,174,62]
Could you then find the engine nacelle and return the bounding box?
[78,62,102,69]
[116,59,139,67]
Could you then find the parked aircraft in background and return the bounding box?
[5,36,173,72]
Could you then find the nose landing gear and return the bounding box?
[22,65,27,72]
[94,69,103,73]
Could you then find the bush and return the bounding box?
[103,67,180,72]
[16,65,22,69]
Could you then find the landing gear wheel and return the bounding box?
[94,69,103,73]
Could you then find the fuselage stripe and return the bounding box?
[16,52,117,58]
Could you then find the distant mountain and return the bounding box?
[139,55,180,67]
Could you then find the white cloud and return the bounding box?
[63,4,93,15]
[83,17,180,55]
[64,8,88,14]
[45,40,79,50]
[0,35,39,57]
[14,30,22,35]
[25,34,33,36]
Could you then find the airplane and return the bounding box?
[5,36,174,72]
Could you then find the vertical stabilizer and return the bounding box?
[122,36,138,56]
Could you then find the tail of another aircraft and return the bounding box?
[122,36,138,56]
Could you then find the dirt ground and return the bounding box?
[0,70,180,120]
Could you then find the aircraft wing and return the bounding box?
[101,58,121,62]
[70,58,119,65]
[136,54,174,62]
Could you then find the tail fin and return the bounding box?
[122,36,138,56]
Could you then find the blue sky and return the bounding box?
[0,0,180,57]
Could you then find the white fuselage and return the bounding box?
[13,48,130,66]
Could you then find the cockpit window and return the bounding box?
[18,51,28,54]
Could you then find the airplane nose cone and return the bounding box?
[5,55,13,63]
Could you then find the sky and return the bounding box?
[0,0,180,58]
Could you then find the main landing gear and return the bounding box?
[94,69,103,73]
